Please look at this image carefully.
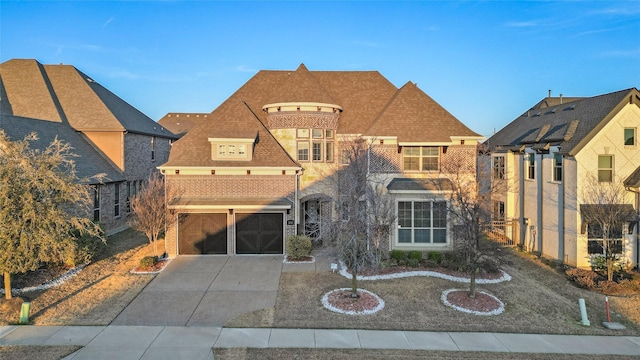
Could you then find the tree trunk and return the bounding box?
[607,258,614,282]
[4,272,12,300]
[153,234,158,257]
[469,265,477,298]
[351,268,358,298]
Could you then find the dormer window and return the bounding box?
[210,136,255,161]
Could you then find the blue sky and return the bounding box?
[1,1,639,137]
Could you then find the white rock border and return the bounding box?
[339,262,511,283]
[283,255,316,264]
[0,264,86,295]
[441,288,505,316]
[321,288,385,315]
[130,258,173,274]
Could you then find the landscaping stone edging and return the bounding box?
[338,263,512,283]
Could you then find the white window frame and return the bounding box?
[396,200,448,246]
[402,146,440,172]
[598,155,614,183]
[492,155,505,180]
[624,128,636,147]
[525,152,535,180]
[552,153,563,182]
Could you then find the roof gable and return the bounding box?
[163,99,299,168]
[486,88,640,155]
[264,64,337,106]
[0,59,62,122]
[365,81,480,142]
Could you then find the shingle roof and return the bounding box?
[365,81,480,142]
[0,114,125,184]
[264,64,337,106]
[163,99,299,168]
[0,59,177,139]
[165,65,479,167]
[485,88,640,156]
[157,113,209,137]
[624,166,640,188]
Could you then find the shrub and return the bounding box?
[566,268,601,289]
[427,251,442,263]
[390,250,405,262]
[408,251,422,261]
[139,256,159,268]
[286,235,312,260]
[407,258,420,268]
[589,254,624,274]
[65,228,106,267]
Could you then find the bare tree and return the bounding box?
[0,131,104,299]
[443,152,490,298]
[328,137,396,298]
[581,175,634,282]
[129,172,173,257]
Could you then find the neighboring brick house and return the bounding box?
[160,64,482,256]
[0,59,177,234]
[485,88,640,269]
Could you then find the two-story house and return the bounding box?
[0,59,178,234]
[485,88,640,269]
[159,64,482,256]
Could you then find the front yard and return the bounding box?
[1,230,639,337]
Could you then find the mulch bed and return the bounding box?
[325,289,382,314]
[131,259,170,274]
[445,290,502,313]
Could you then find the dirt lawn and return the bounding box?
[227,247,640,336]
[1,232,639,337]
[0,229,160,325]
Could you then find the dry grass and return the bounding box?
[228,246,640,335]
[0,229,161,325]
[0,345,80,360]
[213,348,639,360]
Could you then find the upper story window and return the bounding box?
[151,136,156,161]
[553,153,563,182]
[492,201,505,221]
[624,128,636,146]
[211,138,254,161]
[525,153,535,180]
[403,146,439,171]
[598,155,613,182]
[297,128,334,163]
[493,155,505,180]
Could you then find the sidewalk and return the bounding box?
[2,325,640,359]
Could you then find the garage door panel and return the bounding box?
[179,213,228,255]
[236,213,283,254]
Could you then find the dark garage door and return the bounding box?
[178,213,228,254]
[236,213,283,254]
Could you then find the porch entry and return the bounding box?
[301,196,332,242]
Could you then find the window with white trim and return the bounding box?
[492,155,505,180]
[587,223,623,254]
[297,141,309,161]
[525,153,535,180]
[552,153,562,182]
[403,146,439,171]
[624,128,636,146]
[397,201,447,244]
[297,128,334,162]
[598,155,613,182]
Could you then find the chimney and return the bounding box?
[560,94,563,104]
[548,89,551,98]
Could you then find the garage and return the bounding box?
[236,213,283,254]
[178,213,228,254]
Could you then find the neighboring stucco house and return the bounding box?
[485,88,640,269]
[159,64,482,256]
[0,59,178,234]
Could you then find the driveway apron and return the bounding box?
[112,255,283,327]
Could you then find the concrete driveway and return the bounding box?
[112,255,283,327]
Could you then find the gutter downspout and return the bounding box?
[537,151,544,256]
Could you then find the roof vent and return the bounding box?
[86,78,95,83]
[534,111,541,117]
